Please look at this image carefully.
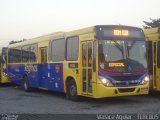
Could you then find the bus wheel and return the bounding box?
[66,80,79,101]
[23,76,30,92]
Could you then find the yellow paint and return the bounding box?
[0,75,9,83]
[144,27,160,91]
[0,48,10,83]
[25,65,38,72]
[94,83,149,98]
[109,63,125,67]
[144,27,160,35]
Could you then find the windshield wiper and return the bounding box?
[126,41,136,57]
[112,40,124,58]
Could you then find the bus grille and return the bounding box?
[114,82,138,87]
[118,88,135,93]
[111,75,142,81]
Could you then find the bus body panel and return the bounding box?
[8,63,64,92]
[144,27,160,91]
[95,83,148,98]
[0,75,8,83]
[6,25,149,99]
[0,48,10,83]
[8,64,37,86]
[46,63,64,92]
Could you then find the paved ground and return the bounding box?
[0,84,160,114]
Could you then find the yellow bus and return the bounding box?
[144,27,160,91]
[0,47,9,83]
[7,25,149,101]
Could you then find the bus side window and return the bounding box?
[41,48,47,64]
[66,36,79,61]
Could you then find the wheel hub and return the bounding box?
[70,85,76,96]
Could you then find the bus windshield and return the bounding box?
[99,40,147,73]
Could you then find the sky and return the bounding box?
[0,0,160,47]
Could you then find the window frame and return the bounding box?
[41,47,48,64]
[29,43,38,63]
[21,45,30,63]
[66,36,79,61]
[21,43,38,63]
[8,47,22,63]
[50,38,66,62]
[48,40,52,62]
[8,43,38,64]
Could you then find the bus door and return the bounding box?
[0,56,1,81]
[147,41,153,89]
[39,47,48,88]
[155,41,160,90]
[153,41,157,89]
[1,49,8,83]
[81,41,93,96]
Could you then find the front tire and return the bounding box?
[66,80,79,101]
[23,76,30,92]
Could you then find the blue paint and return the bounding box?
[8,63,64,92]
[127,65,132,72]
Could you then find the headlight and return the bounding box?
[98,76,113,87]
[140,75,149,85]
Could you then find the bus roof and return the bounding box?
[8,26,95,48]
[95,25,142,29]
[8,32,65,48]
[66,26,94,36]
[8,25,143,48]
[66,25,142,37]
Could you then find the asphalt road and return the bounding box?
[0,84,160,114]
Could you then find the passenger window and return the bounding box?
[66,36,79,61]
[51,39,65,62]
[22,46,30,62]
[8,47,21,63]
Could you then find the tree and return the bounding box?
[143,18,160,29]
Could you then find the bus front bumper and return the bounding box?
[94,83,149,98]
